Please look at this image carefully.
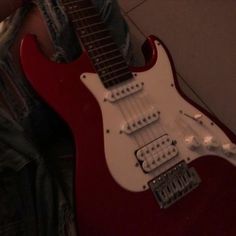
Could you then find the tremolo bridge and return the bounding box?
[148,161,201,209]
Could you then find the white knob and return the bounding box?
[203,136,219,150]
[222,143,236,156]
[185,135,200,150]
[194,114,202,120]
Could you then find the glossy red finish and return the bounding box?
[21,35,236,236]
[130,35,158,72]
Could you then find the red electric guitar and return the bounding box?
[20,0,236,235]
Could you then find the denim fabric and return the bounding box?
[0,0,131,235]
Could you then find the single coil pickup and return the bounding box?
[121,109,159,134]
[105,80,143,102]
[136,134,173,161]
[141,145,178,173]
[148,161,201,209]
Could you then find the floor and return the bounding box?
[118,0,236,135]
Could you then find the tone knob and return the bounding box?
[222,143,236,157]
[185,135,200,150]
[203,136,219,150]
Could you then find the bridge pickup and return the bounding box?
[136,135,178,173]
[105,80,143,102]
[148,161,201,209]
[121,109,159,134]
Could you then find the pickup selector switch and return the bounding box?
[194,114,202,121]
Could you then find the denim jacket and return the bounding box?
[0,0,131,235]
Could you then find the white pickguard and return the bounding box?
[81,40,236,192]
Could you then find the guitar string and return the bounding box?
[134,93,168,164]
[68,1,149,148]
[69,2,151,146]
[69,4,164,167]
[69,0,169,168]
[67,0,167,153]
[78,0,172,170]
[123,94,165,168]
[67,0,172,168]
[77,4,160,144]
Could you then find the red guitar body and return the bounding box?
[21,35,236,236]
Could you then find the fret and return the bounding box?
[80,29,109,39]
[71,14,99,22]
[88,42,116,53]
[79,22,103,31]
[84,37,113,51]
[100,66,129,78]
[84,35,112,46]
[97,61,126,72]
[76,21,105,32]
[62,0,133,88]
[64,0,91,8]
[94,54,123,66]
[103,73,133,88]
[103,71,132,83]
[68,6,95,15]
[80,32,110,44]
[62,0,80,6]
[74,17,100,26]
[87,42,116,53]
[91,49,120,60]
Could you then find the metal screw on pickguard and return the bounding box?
[171,83,174,87]
[143,185,147,190]
[119,130,123,134]
[211,122,214,126]
[179,110,183,114]
[106,129,110,134]
[82,75,86,79]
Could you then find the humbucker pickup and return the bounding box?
[136,135,178,173]
[148,161,201,209]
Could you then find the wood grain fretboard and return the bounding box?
[62,0,133,88]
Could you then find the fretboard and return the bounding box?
[62,0,133,88]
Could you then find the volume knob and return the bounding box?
[203,136,219,150]
[185,135,200,150]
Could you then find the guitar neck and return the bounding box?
[62,0,133,88]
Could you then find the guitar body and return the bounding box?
[21,35,236,236]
